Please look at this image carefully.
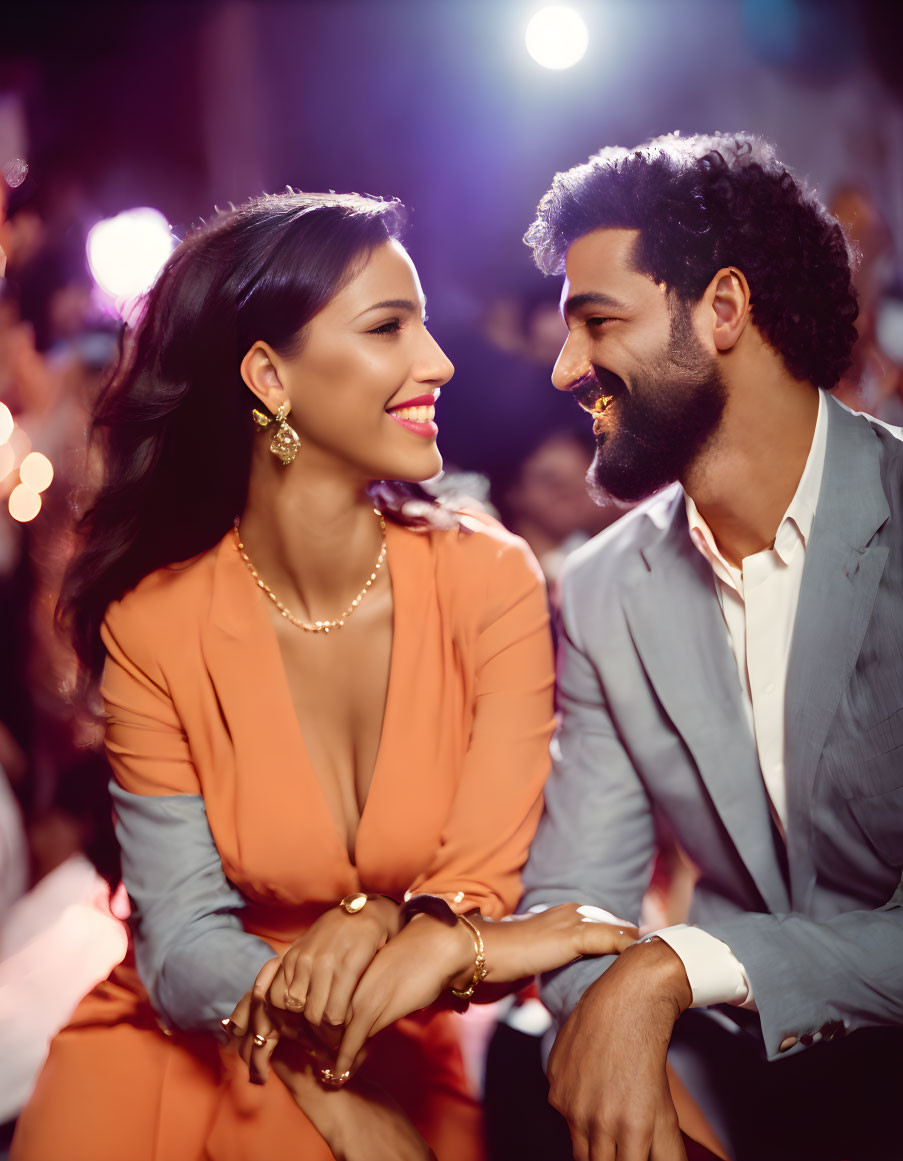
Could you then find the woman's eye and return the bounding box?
[369,319,401,335]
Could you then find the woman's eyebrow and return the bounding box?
[354,297,425,319]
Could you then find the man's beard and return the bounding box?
[588,310,727,505]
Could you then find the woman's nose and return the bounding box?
[418,331,454,386]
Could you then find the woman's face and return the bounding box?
[269,239,453,484]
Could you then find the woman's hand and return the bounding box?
[333,913,478,1076]
[479,903,639,982]
[227,956,284,1083]
[268,896,400,1028]
[334,903,638,1077]
[271,1036,436,1161]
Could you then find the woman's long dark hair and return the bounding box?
[61,191,445,686]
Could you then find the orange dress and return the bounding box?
[12,514,555,1161]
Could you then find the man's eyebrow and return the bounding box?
[354,298,425,319]
[562,291,627,317]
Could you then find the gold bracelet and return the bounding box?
[339,892,398,915]
[449,914,488,1003]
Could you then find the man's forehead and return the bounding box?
[559,227,662,313]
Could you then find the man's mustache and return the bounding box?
[570,366,628,411]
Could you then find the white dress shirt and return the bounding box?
[654,390,828,1007]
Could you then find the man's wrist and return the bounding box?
[617,935,693,1013]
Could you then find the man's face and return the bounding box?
[554,228,726,503]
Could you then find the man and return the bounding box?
[521,133,903,1161]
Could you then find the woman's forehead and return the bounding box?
[325,238,425,321]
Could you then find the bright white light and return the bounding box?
[8,483,41,523]
[86,207,174,302]
[0,402,13,445]
[525,6,589,70]
[19,451,54,493]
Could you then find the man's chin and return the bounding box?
[588,447,679,506]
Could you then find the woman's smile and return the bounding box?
[385,390,440,438]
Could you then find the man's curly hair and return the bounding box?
[525,132,858,389]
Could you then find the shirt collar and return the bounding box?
[685,389,829,582]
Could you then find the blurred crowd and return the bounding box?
[1,161,902,1157]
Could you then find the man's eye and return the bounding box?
[587,317,613,329]
[369,319,401,335]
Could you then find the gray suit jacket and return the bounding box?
[522,395,903,1061]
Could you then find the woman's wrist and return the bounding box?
[338,892,401,937]
[397,910,475,989]
[448,914,487,1003]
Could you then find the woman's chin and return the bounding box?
[379,450,443,485]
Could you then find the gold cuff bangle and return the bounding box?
[339,892,398,915]
[339,892,369,915]
[450,913,487,1004]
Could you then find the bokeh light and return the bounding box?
[86,207,175,303]
[19,451,54,493]
[525,5,589,70]
[8,483,42,523]
[0,402,13,444]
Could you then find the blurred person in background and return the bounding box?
[0,168,126,1158]
[442,286,621,599]
[489,425,614,600]
[12,190,640,1161]
[830,186,903,424]
[0,748,126,1153]
[522,132,903,1161]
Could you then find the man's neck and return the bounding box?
[683,375,820,567]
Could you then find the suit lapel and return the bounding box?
[623,490,791,914]
[785,399,890,909]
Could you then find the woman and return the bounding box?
[12,192,637,1161]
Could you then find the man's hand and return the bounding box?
[547,936,692,1161]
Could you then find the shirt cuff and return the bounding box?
[651,923,756,1009]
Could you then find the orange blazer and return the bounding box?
[100,512,556,939]
[12,513,556,1161]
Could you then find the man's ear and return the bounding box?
[240,342,287,413]
[709,267,751,352]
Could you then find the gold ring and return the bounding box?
[252,1033,268,1048]
[339,892,369,915]
[320,1067,351,1088]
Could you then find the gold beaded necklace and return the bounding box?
[232,508,387,634]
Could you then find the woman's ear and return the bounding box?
[240,342,286,413]
[709,266,751,352]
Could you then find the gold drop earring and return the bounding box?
[252,400,301,466]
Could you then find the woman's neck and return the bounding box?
[238,450,387,625]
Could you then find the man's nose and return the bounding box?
[551,332,592,393]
